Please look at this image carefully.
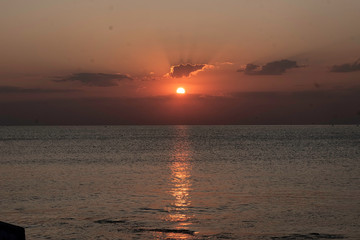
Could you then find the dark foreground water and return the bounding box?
[0,126,359,240]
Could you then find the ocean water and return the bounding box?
[0,125,359,240]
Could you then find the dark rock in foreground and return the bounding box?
[0,221,25,240]
[271,232,346,239]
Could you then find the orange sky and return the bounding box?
[1,0,359,124]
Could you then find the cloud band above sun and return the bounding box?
[166,63,214,78]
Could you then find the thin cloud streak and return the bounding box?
[0,86,80,94]
[238,59,299,75]
[54,73,132,87]
[330,59,360,72]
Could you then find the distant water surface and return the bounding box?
[0,125,359,239]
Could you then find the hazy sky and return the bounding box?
[1,0,360,124]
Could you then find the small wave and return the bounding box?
[134,228,195,236]
[94,219,126,224]
[270,232,346,239]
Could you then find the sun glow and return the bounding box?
[176,87,186,94]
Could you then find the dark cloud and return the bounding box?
[237,63,260,73]
[2,88,360,125]
[0,86,80,94]
[238,59,299,75]
[169,64,205,78]
[330,59,360,72]
[54,73,132,87]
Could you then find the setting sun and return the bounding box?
[176,87,186,94]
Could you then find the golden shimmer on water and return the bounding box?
[165,126,194,239]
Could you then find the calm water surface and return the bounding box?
[0,126,359,239]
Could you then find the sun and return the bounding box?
[176,87,186,94]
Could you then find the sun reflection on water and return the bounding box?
[164,126,194,238]
[168,160,191,224]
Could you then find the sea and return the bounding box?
[0,125,359,240]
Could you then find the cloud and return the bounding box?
[2,88,360,125]
[0,86,80,94]
[238,59,299,75]
[330,59,360,72]
[168,64,206,78]
[237,63,260,73]
[54,73,132,87]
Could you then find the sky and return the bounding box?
[1,0,360,124]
